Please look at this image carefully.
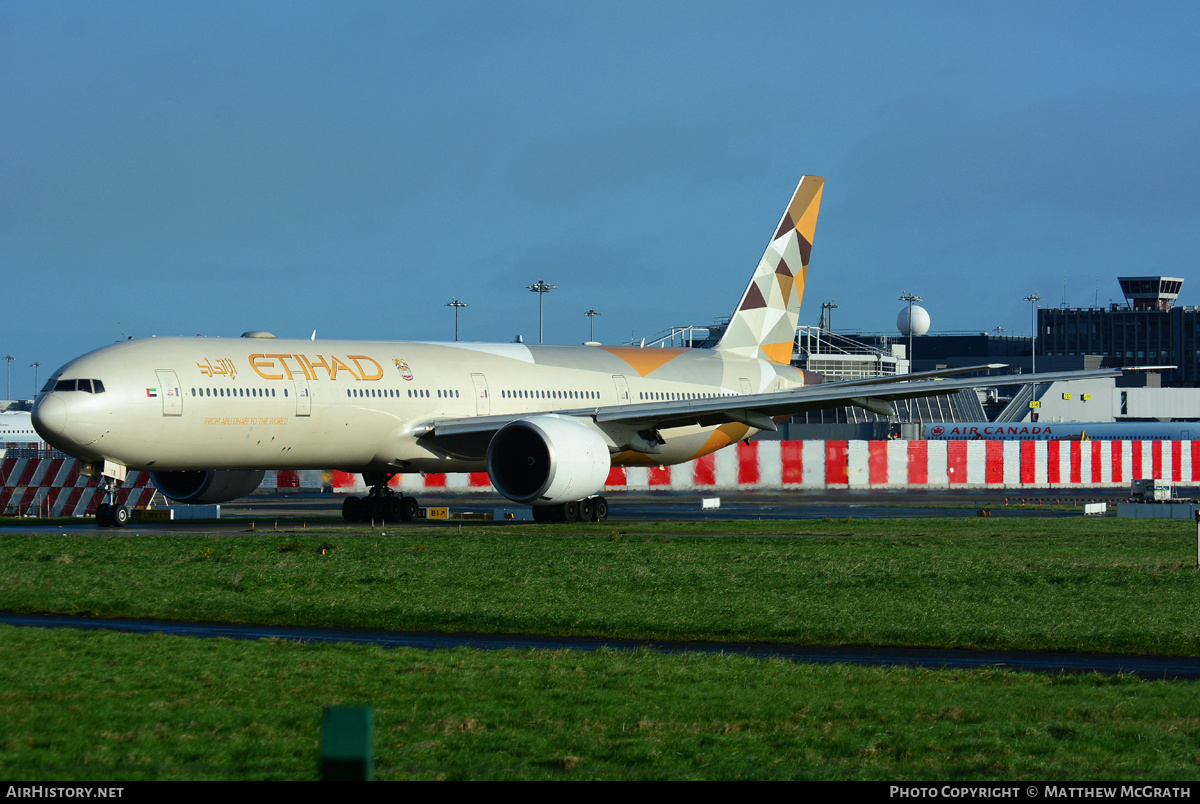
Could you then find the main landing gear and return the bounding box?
[342,473,419,523]
[95,478,129,528]
[532,495,609,523]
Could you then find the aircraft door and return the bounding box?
[293,376,311,417]
[471,374,490,416]
[612,375,630,404]
[154,370,183,416]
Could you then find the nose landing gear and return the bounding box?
[95,477,129,528]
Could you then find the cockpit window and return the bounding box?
[51,379,106,394]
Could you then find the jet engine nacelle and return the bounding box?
[487,416,611,506]
[149,470,267,504]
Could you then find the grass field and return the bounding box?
[2,515,1199,779]
[4,626,1199,780]
[2,517,1198,654]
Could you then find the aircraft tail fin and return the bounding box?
[715,175,823,364]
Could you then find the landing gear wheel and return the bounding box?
[577,498,594,522]
[348,474,412,525]
[385,496,403,522]
[96,503,112,528]
[591,496,608,522]
[400,496,419,521]
[562,501,580,523]
[110,505,129,528]
[532,505,555,523]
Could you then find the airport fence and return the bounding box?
[5,440,1199,517]
[332,439,1200,494]
[0,460,324,518]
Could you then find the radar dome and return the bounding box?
[897,304,930,337]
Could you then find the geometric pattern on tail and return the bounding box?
[716,175,823,364]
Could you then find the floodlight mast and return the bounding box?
[899,292,922,371]
[527,279,557,344]
[820,299,838,333]
[584,307,601,342]
[445,298,468,342]
[1024,292,1042,375]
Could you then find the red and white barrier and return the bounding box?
[332,439,1200,493]
[7,440,1199,517]
[0,459,326,517]
[0,458,156,517]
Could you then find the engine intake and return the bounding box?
[149,470,266,504]
[487,417,611,505]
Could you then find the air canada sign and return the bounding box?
[928,424,1055,439]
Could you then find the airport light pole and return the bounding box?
[1024,292,1042,375]
[3,355,12,400]
[899,292,921,372]
[584,307,600,342]
[30,362,41,396]
[821,299,838,333]
[445,298,468,342]
[527,279,556,344]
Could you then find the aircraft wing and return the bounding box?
[419,365,1149,456]
[591,366,1138,431]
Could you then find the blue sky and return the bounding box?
[2,1,1198,397]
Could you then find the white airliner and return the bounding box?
[0,411,42,445]
[32,176,1137,526]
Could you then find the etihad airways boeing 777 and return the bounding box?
[31,176,1135,526]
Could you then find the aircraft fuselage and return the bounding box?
[33,335,812,474]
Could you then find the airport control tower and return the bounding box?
[1118,276,1184,311]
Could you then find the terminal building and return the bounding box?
[830,276,1196,384]
[1038,276,1199,387]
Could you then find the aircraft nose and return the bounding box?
[32,394,68,441]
